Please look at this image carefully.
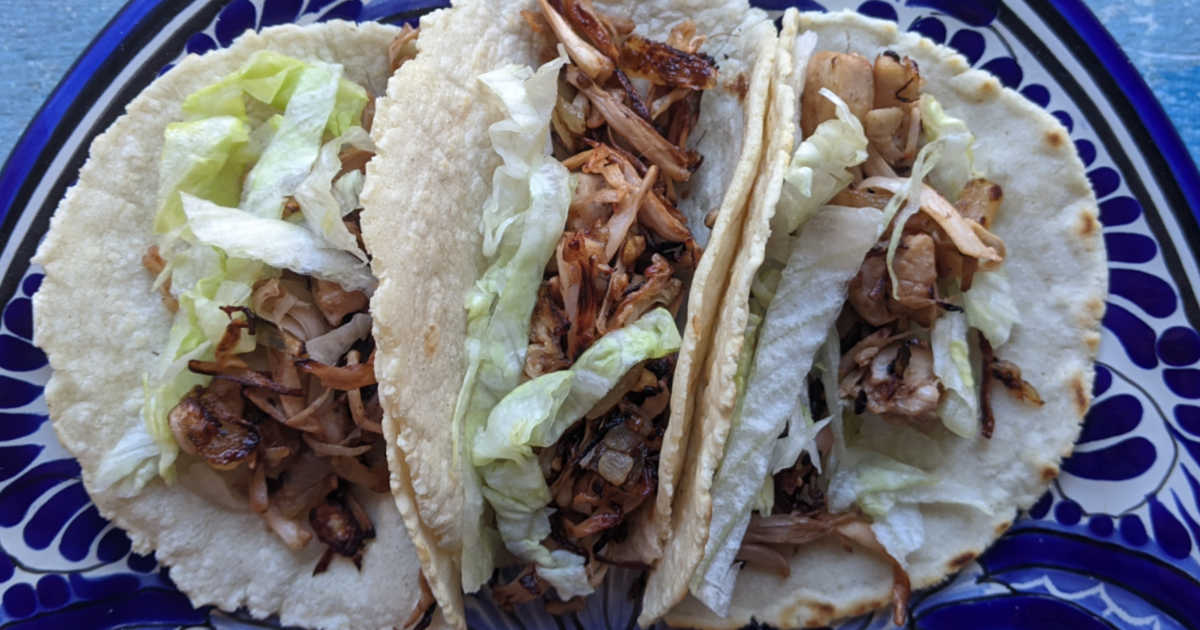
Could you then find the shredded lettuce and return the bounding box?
[965,269,1021,348]
[691,206,883,615]
[472,309,681,598]
[182,194,375,293]
[932,310,979,438]
[155,116,253,235]
[771,89,869,260]
[920,95,976,200]
[114,51,372,494]
[451,58,571,593]
[882,139,943,300]
[293,126,374,260]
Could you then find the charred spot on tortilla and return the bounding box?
[423,323,439,357]
[1045,129,1066,149]
[1076,208,1100,238]
[948,550,977,570]
[1071,372,1091,417]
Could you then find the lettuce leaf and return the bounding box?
[883,140,942,299]
[473,309,680,598]
[920,95,976,201]
[964,269,1021,348]
[155,116,253,235]
[451,58,571,593]
[293,126,374,260]
[691,206,883,615]
[773,89,869,242]
[182,194,375,293]
[932,310,979,438]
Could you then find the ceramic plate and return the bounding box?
[1,0,1198,628]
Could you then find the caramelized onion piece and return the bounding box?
[619,33,717,90]
[537,0,614,81]
[296,352,377,390]
[187,360,303,395]
[860,178,1004,266]
[566,67,695,181]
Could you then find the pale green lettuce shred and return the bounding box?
[883,139,943,300]
[750,89,869,312]
[451,58,571,593]
[182,50,366,137]
[472,309,681,598]
[691,206,884,616]
[293,126,374,260]
[932,310,979,438]
[154,116,253,235]
[182,194,375,293]
[920,95,976,200]
[964,268,1021,348]
[772,89,869,243]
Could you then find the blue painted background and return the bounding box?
[0,0,1197,169]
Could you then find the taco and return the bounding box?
[33,22,445,630]
[359,0,776,625]
[642,9,1106,628]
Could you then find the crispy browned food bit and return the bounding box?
[168,383,259,469]
[802,51,875,138]
[619,33,718,91]
[873,52,923,108]
[310,495,372,562]
[566,67,696,181]
[538,0,614,81]
[842,339,941,426]
[560,0,622,61]
[890,233,939,327]
[213,309,253,370]
[640,190,693,242]
[526,286,572,378]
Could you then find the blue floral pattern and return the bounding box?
[1,0,1198,628]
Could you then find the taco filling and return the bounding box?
[101,30,434,587]
[455,0,716,610]
[693,41,1044,622]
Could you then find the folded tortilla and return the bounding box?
[360,0,777,626]
[647,10,1107,628]
[33,22,444,630]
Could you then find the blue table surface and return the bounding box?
[0,0,1198,184]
